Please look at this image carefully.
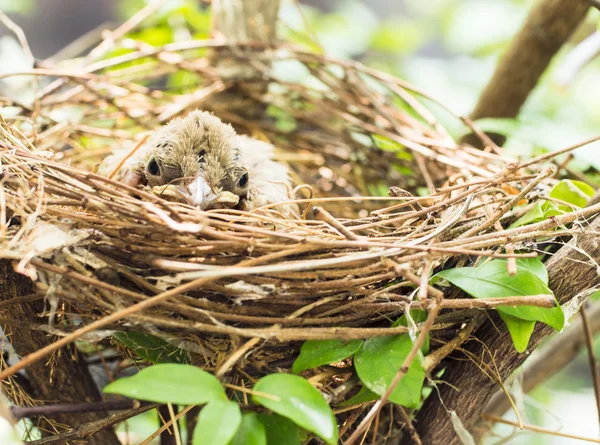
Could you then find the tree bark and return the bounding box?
[212,0,280,44]
[0,261,121,445]
[399,217,600,445]
[464,0,589,146]
[208,0,281,121]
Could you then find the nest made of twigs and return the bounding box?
[0,32,589,422]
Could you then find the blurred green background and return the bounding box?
[1,0,599,443]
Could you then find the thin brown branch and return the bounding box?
[578,304,600,424]
[481,414,600,444]
[27,404,159,445]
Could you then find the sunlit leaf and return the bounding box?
[549,179,594,210]
[392,310,429,354]
[509,201,563,228]
[498,313,536,353]
[252,374,338,445]
[104,364,227,404]
[433,259,564,331]
[371,19,430,54]
[193,400,241,445]
[372,134,413,160]
[354,334,425,408]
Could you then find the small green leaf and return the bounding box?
[499,313,536,353]
[510,179,594,228]
[354,335,425,408]
[292,339,363,374]
[229,413,266,445]
[549,179,594,209]
[433,259,564,331]
[433,259,564,353]
[336,385,379,407]
[392,310,429,354]
[509,201,562,228]
[132,27,174,46]
[114,332,190,364]
[372,134,413,160]
[193,400,241,445]
[252,374,338,445]
[509,257,548,284]
[257,414,301,445]
[104,364,227,405]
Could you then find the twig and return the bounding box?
[346,261,441,445]
[11,400,141,420]
[140,405,194,445]
[481,414,600,444]
[313,206,359,240]
[398,406,422,445]
[481,298,600,424]
[580,304,600,425]
[27,404,159,445]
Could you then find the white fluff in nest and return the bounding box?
[101,110,297,216]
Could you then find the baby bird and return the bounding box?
[105,111,296,215]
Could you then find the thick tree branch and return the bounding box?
[474,299,600,441]
[465,0,589,145]
[400,216,600,445]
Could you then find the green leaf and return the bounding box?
[257,414,301,445]
[354,335,425,408]
[549,179,594,209]
[229,413,267,445]
[510,179,594,228]
[252,374,338,445]
[336,385,379,407]
[510,201,546,228]
[433,259,564,331]
[132,27,174,46]
[372,134,413,160]
[392,310,429,354]
[292,339,363,374]
[370,19,428,54]
[193,400,241,445]
[509,201,562,228]
[114,332,190,364]
[104,364,227,405]
[499,313,536,353]
[506,257,548,284]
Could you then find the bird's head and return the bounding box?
[142,111,250,210]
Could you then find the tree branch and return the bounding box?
[464,0,590,145]
[474,299,600,441]
[400,216,600,445]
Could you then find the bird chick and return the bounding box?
[106,110,296,215]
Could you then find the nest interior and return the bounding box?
[0,29,589,437]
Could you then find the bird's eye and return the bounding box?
[147,158,160,176]
[237,172,249,188]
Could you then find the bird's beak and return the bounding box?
[182,175,239,210]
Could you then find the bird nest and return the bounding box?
[0,30,592,438]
